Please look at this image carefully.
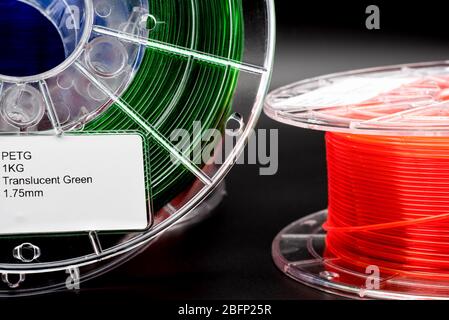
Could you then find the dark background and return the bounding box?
[4,0,449,302]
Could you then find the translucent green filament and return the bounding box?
[84,0,244,209]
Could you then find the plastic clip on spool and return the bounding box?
[0,0,275,295]
[266,62,449,300]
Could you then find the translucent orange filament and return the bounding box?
[325,133,449,280]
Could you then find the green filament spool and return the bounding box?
[0,0,274,294]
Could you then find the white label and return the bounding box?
[281,77,415,107]
[0,134,148,234]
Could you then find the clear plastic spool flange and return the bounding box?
[266,62,449,300]
[0,0,275,295]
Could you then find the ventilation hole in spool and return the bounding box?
[226,113,245,137]
[140,14,157,31]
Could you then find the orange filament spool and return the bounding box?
[266,62,449,299]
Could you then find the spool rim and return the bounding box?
[272,210,449,300]
[265,61,449,137]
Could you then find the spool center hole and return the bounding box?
[0,0,66,77]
